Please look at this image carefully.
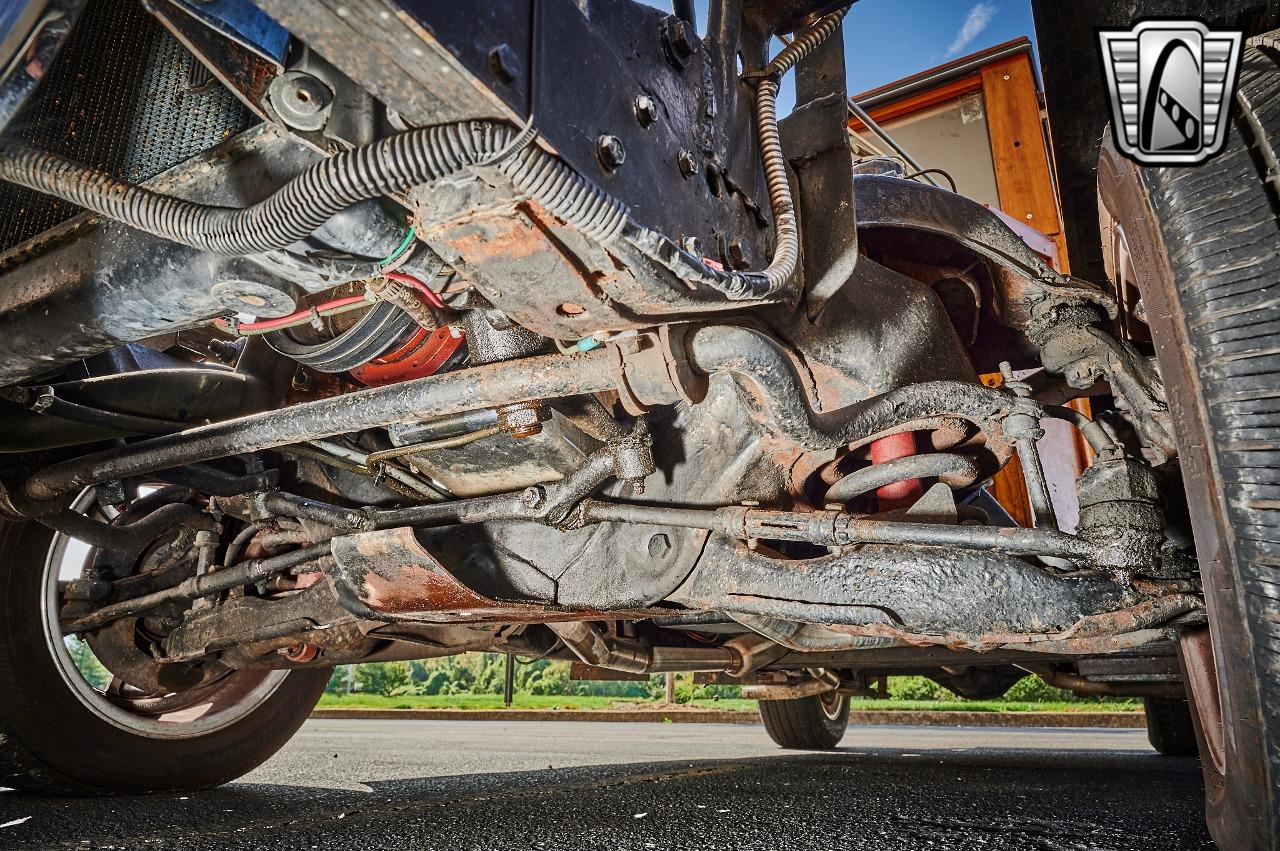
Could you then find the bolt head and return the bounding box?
[679,236,702,256]
[489,44,520,82]
[646,533,673,558]
[634,94,659,127]
[596,134,626,170]
[521,485,546,510]
[677,149,698,178]
[661,15,701,68]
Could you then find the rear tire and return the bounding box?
[1096,33,1280,850]
[0,512,328,795]
[758,691,849,749]
[1143,697,1198,757]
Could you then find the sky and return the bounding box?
[636,0,1038,111]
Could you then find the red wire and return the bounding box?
[383,271,446,309]
[219,274,441,335]
[228,295,369,332]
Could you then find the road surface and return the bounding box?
[1,719,1213,849]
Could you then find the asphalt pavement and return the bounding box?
[1,719,1213,850]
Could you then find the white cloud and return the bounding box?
[945,2,998,57]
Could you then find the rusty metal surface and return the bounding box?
[328,526,546,621]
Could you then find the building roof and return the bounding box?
[852,36,1035,109]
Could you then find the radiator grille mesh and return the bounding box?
[0,0,254,252]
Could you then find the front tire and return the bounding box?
[0,509,328,794]
[1097,32,1280,849]
[758,691,849,749]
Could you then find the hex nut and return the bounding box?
[634,94,659,127]
[677,149,698,178]
[597,134,626,170]
[661,15,701,69]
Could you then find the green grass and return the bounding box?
[844,699,1140,713]
[316,693,1140,713]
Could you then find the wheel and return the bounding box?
[1143,697,1198,757]
[1096,33,1280,849]
[0,490,328,794]
[758,690,849,749]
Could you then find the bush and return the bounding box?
[1003,675,1075,703]
[887,675,950,702]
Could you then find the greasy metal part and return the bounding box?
[722,632,792,674]
[41,501,214,558]
[670,534,1195,648]
[162,579,363,663]
[826,453,981,504]
[5,384,186,436]
[1034,316,1176,461]
[742,675,839,701]
[387,409,500,446]
[495,402,549,439]
[64,543,330,634]
[852,173,1115,331]
[326,526,547,623]
[778,18,858,318]
[1042,404,1120,457]
[999,362,1057,530]
[548,621,743,675]
[579,500,1095,559]
[733,613,901,652]
[0,367,270,452]
[365,426,504,464]
[464,300,550,438]
[686,324,1026,461]
[1075,455,1168,572]
[306,439,448,502]
[1018,664,1186,699]
[22,348,618,502]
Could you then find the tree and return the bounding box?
[354,661,410,695]
[65,637,110,690]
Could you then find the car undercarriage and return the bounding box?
[2,0,1279,845]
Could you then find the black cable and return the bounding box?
[22,387,189,435]
[903,168,957,193]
